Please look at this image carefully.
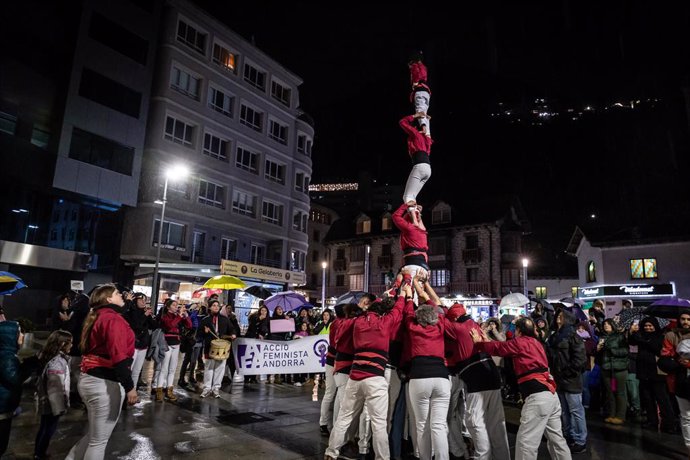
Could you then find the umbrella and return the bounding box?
[534,299,555,312]
[644,297,690,319]
[192,288,223,299]
[616,307,647,329]
[244,285,273,299]
[499,293,530,309]
[264,291,307,312]
[202,275,246,290]
[552,302,588,322]
[335,291,369,306]
[287,302,314,313]
[0,271,27,295]
[559,297,585,307]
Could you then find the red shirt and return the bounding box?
[409,61,428,86]
[326,318,340,366]
[159,312,192,344]
[404,302,446,360]
[334,318,356,374]
[82,306,134,370]
[349,296,405,380]
[392,203,428,253]
[399,115,433,156]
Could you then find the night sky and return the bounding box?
[196,1,690,256]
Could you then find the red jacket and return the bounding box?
[399,115,432,156]
[334,318,356,374]
[349,296,405,380]
[392,203,428,253]
[409,61,428,87]
[404,302,448,379]
[327,318,340,366]
[159,312,192,344]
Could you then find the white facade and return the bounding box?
[527,276,579,301]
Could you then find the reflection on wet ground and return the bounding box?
[4,375,690,459]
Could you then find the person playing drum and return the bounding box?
[200,300,237,398]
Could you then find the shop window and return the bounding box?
[535,286,547,299]
[630,258,657,279]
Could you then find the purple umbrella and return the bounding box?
[643,297,690,319]
[264,291,307,313]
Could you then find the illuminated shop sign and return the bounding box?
[578,283,675,298]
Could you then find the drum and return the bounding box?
[209,339,231,361]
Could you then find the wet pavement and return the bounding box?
[3,372,689,460]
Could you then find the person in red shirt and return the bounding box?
[400,114,433,211]
[65,284,135,460]
[154,299,192,402]
[325,288,407,460]
[471,317,571,460]
[408,52,432,137]
[392,203,429,284]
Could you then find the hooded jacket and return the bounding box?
[629,316,664,381]
[546,310,587,393]
[0,321,21,416]
[598,330,628,372]
[659,325,690,398]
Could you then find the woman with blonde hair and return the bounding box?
[66,284,136,460]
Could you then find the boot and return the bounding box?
[166,386,178,401]
[155,387,164,402]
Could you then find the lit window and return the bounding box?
[429,269,450,287]
[212,43,236,72]
[271,80,291,107]
[243,63,266,90]
[290,250,306,271]
[203,133,228,161]
[356,216,371,234]
[535,286,547,299]
[382,214,392,231]
[349,274,364,291]
[586,261,596,282]
[630,258,658,279]
[571,287,578,298]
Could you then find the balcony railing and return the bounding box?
[450,281,491,295]
[462,248,482,264]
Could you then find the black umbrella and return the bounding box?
[617,307,647,330]
[244,285,273,299]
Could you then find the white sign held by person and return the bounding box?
[233,335,329,375]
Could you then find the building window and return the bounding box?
[235,147,258,173]
[293,211,308,233]
[264,159,285,184]
[571,287,578,298]
[630,258,658,279]
[312,250,319,262]
[221,237,237,260]
[349,274,364,291]
[535,286,547,299]
[212,43,236,72]
[177,20,206,54]
[429,237,447,256]
[198,179,225,209]
[430,269,450,287]
[231,189,256,217]
[382,214,392,231]
[297,134,313,156]
[466,234,479,249]
[356,217,371,234]
[250,243,265,265]
[152,219,186,248]
[203,133,228,161]
[262,200,283,226]
[467,267,479,282]
[290,250,306,271]
[69,127,134,175]
[313,230,320,242]
[239,104,263,131]
[295,172,306,192]
[351,245,365,262]
[79,68,142,118]
[170,66,200,99]
[271,80,291,107]
[31,126,50,149]
[191,231,205,263]
[336,274,345,287]
[164,116,194,147]
[310,209,332,225]
[432,205,451,224]
[0,112,17,135]
[243,63,266,90]
[586,261,596,282]
[89,13,148,65]
[208,86,233,117]
[268,119,288,145]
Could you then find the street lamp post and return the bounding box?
[522,258,529,298]
[151,165,189,312]
[321,261,327,309]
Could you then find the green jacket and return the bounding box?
[599,332,629,372]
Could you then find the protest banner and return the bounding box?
[233,335,329,375]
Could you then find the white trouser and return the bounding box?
[677,396,690,455]
[403,163,431,205]
[464,389,510,460]
[326,376,390,460]
[319,364,337,427]
[447,375,469,458]
[516,391,572,460]
[130,348,147,389]
[334,372,370,447]
[203,358,227,391]
[386,366,402,431]
[413,90,431,137]
[66,374,124,460]
[409,377,451,460]
[333,372,350,428]
[405,381,419,457]
[156,344,180,388]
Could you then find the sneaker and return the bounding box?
[570,443,587,454]
[294,382,303,387]
[212,390,221,398]
[320,425,330,436]
[200,389,211,398]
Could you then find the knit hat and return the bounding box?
[446,303,466,321]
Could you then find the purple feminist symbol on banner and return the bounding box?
[313,339,329,366]
[237,344,259,369]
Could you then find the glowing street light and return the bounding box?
[522,258,529,297]
[321,261,327,309]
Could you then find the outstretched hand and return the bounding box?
[470,329,486,343]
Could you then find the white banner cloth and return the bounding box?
[233,335,330,375]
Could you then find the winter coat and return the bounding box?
[123,304,158,350]
[201,314,235,356]
[546,311,587,393]
[628,317,665,381]
[659,327,690,399]
[0,321,21,417]
[146,329,168,364]
[245,314,269,339]
[598,331,629,372]
[37,353,70,416]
